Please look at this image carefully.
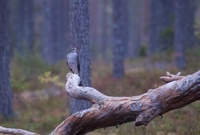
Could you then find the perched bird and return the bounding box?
[66,47,80,75]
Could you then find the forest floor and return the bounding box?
[1,49,200,135]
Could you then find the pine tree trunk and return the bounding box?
[148,0,174,56]
[0,0,14,119]
[41,0,68,65]
[16,0,34,55]
[174,0,187,69]
[128,0,142,57]
[41,0,54,65]
[185,1,196,48]
[69,0,91,114]
[112,0,125,78]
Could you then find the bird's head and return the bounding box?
[70,47,78,52]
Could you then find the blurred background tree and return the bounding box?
[174,0,196,69]
[41,0,69,65]
[7,0,199,72]
[0,0,14,119]
[1,0,200,134]
[148,0,174,56]
[112,0,126,78]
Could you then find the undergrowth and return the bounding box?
[2,48,200,134]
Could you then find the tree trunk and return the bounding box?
[185,0,196,48]
[100,0,108,60]
[148,0,174,56]
[140,0,149,50]
[0,0,14,119]
[122,0,129,57]
[128,0,142,57]
[112,0,125,78]
[41,0,54,65]
[174,0,187,69]
[100,0,113,61]
[69,0,91,114]
[41,0,68,65]
[52,0,69,62]
[88,0,98,59]
[15,0,34,55]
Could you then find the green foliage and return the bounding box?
[11,77,29,91]
[1,97,67,134]
[160,27,174,39]
[139,45,146,57]
[38,71,64,87]
[11,53,49,92]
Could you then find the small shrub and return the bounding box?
[11,53,49,92]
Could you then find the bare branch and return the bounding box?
[2,71,200,135]
[0,126,38,135]
[50,70,200,135]
[65,73,108,103]
[160,71,185,83]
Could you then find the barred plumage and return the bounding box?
[66,47,80,75]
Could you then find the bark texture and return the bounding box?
[128,0,142,57]
[41,0,68,65]
[15,0,34,55]
[50,70,200,135]
[0,126,38,135]
[69,0,91,114]
[148,0,174,55]
[174,0,187,69]
[174,0,195,69]
[112,0,125,78]
[0,0,14,118]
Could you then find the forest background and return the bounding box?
[1,0,200,135]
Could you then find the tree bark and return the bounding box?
[128,0,142,57]
[41,0,54,65]
[0,126,38,135]
[185,0,196,48]
[112,0,125,78]
[174,0,188,69]
[15,0,34,55]
[69,0,91,114]
[0,0,14,119]
[1,70,200,135]
[41,0,68,65]
[148,0,174,56]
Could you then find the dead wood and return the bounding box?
[50,70,200,135]
[1,71,200,135]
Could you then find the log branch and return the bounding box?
[0,126,38,135]
[50,71,200,135]
[1,71,200,135]
[160,72,185,82]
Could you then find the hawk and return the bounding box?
[66,47,80,75]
